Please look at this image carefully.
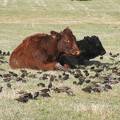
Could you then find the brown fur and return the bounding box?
[9,28,80,70]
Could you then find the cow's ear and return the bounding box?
[84,36,91,43]
[50,31,61,40]
[91,35,99,40]
[62,27,73,35]
[84,36,90,40]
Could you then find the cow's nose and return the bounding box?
[101,50,106,55]
[75,50,80,55]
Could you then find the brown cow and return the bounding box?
[9,28,80,70]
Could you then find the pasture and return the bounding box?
[0,0,120,120]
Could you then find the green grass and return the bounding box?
[0,0,120,120]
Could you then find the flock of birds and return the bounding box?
[0,50,120,103]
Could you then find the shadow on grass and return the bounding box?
[84,60,112,66]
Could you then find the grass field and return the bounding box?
[0,0,120,120]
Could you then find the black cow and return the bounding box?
[58,35,106,68]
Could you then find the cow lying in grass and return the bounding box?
[58,35,106,68]
[9,28,80,70]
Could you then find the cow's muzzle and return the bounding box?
[71,50,80,56]
[100,50,106,55]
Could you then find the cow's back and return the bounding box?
[9,33,46,69]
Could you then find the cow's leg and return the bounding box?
[77,55,87,64]
[59,55,79,68]
[36,61,66,71]
[33,52,67,70]
[41,62,57,70]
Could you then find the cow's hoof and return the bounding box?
[55,63,66,71]
[64,64,70,69]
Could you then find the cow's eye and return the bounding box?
[65,40,70,43]
[96,43,100,47]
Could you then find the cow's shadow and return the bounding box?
[79,60,112,67]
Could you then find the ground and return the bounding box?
[0,0,120,120]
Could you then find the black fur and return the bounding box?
[58,35,106,68]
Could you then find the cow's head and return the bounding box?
[51,27,80,56]
[79,36,106,59]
